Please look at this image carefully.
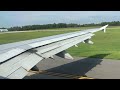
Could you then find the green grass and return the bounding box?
[0,27,96,44]
[1,26,120,60]
[20,26,100,31]
[67,27,120,60]
[0,31,75,44]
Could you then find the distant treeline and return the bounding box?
[0,27,6,29]
[6,21,120,31]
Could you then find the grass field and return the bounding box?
[0,31,74,44]
[67,27,120,60]
[1,26,120,60]
[0,27,98,44]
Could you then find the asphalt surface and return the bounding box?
[24,54,120,79]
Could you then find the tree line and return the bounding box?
[6,21,120,31]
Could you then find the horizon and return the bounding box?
[1,11,120,28]
[4,21,119,28]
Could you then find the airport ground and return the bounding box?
[1,26,120,60]
[1,26,120,79]
[24,55,120,79]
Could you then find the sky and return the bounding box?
[0,11,120,28]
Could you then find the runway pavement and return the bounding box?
[24,54,120,79]
[0,30,77,34]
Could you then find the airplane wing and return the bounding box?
[0,25,108,79]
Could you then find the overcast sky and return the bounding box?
[0,11,120,28]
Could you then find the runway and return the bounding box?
[24,54,120,79]
[0,29,77,34]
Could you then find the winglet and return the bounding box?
[100,24,109,33]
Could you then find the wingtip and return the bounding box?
[106,24,109,27]
[100,24,109,33]
[104,24,109,33]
